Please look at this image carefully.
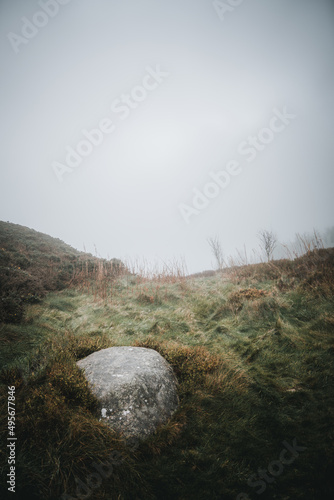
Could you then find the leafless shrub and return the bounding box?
[257,229,277,262]
[208,236,225,270]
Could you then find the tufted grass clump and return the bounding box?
[134,337,220,385]
[66,331,113,361]
[46,355,100,411]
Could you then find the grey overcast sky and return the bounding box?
[1,0,334,272]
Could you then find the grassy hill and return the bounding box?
[0,221,123,323]
[0,222,333,499]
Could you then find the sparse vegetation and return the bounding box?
[0,221,333,499]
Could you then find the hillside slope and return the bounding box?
[0,221,122,322]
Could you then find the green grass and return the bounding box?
[0,235,334,498]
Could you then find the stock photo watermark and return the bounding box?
[213,0,245,21]
[236,437,307,499]
[60,435,139,500]
[178,106,296,224]
[7,386,16,494]
[7,0,73,54]
[52,65,169,182]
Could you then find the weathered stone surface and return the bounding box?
[77,346,179,439]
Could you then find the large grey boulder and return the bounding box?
[77,346,179,439]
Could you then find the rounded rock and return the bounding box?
[77,346,179,439]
